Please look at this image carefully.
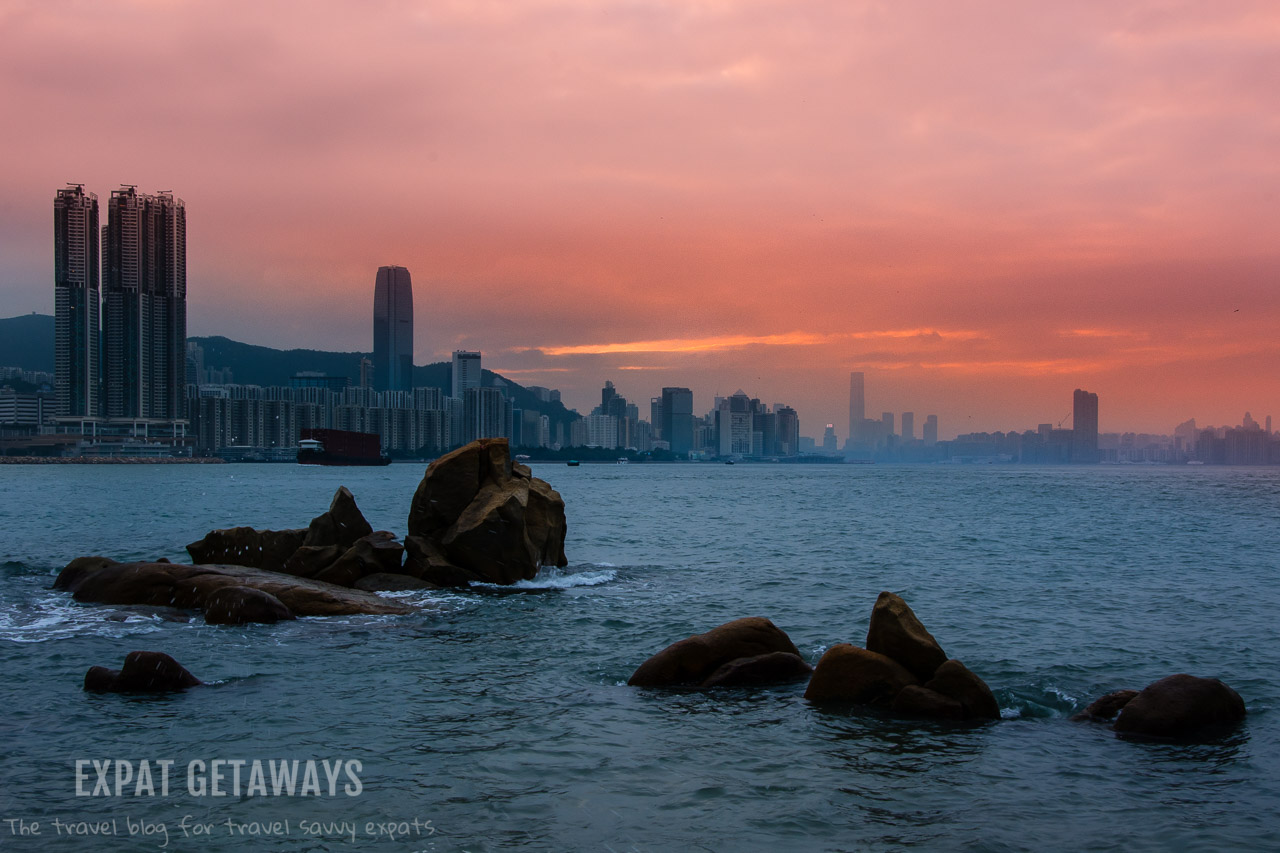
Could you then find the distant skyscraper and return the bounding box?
[452,351,482,399]
[102,187,187,420]
[1072,389,1099,463]
[849,372,865,444]
[901,412,914,442]
[372,265,414,392]
[923,415,938,446]
[881,412,894,436]
[661,387,694,456]
[54,184,100,417]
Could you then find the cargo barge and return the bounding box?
[297,428,391,466]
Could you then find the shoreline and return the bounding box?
[0,457,226,465]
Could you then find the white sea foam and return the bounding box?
[0,593,170,643]
[484,567,618,590]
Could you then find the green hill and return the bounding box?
[0,313,54,372]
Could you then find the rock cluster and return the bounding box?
[404,438,568,586]
[803,593,1000,720]
[1074,675,1246,739]
[627,617,812,688]
[84,651,202,693]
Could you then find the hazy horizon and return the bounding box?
[2,1,1277,438]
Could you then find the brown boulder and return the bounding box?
[700,651,813,688]
[185,526,307,571]
[280,544,344,579]
[56,559,414,617]
[924,659,1001,720]
[407,439,567,585]
[204,586,295,625]
[803,644,918,704]
[1070,689,1139,723]
[314,532,405,587]
[84,651,202,693]
[629,617,802,687]
[1113,674,1246,739]
[402,535,480,587]
[891,685,967,719]
[865,592,948,682]
[304,486,374,548]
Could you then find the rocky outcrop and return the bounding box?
[186,487,407,590]
[1111,675,1246,739]
[405,439,568,586]
[628,617,803,687]
[55,557,413,619]
[84,651,202,693]
[353,573,438,592]
[805,593,999,721]
[203,586,296,625]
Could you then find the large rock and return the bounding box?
[629,617,802,687]
[924,659,1001,720]
[186,527,307,571]
[304,486,373,549]
[406,439,567,585]
[804,644,918,704]
[85,651,202,693]
[204,586,295,625]
[353,573,438,592]
[55,558,413,617]
[700,651,813,688]
[313,532,405,587]
[865,592,948,682]
[1113,674,1246,739]
[891,685,966,719]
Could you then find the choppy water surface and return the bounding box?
[1,463,1278,851]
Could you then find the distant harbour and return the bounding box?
[0,456,225,465]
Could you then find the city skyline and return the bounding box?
[3,3,1279,434]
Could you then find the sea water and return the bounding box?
[1,463,1277,851]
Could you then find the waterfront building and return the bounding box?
[661,387,694,457]
[372,265,413,392]
[53,184,100,417]
[902,412,915,442]
[848,371,864,444]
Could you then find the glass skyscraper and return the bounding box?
[373,265,414,392]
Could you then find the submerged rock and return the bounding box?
[55,558,413,618]
[924,659,1001,720]
[84,651,202,693]
[406,439,567,585]
[1113,675,1246,739]
[1070,689,1140,723]
[629,617,803,687]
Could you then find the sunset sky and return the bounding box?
[2,1,1277,438]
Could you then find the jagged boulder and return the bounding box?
[866,591,948,682]
[1113,675,1246,739]
[406,439,567,585]
[304,486,373,549]
[804,644,918,704]
[186,527,307,572]
[84,651,202,693]
[629,617,803,687]
[313,532,405,587]
[203,586,295,625]
[55,558,414,617]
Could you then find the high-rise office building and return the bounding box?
[102,187,187,420]
[452,351,481,398]
[901,412,915,442]
[661,387,694,456]
[372,265,414,392]
[1072,389,1099,463]
[923,415,938,446]
[849,371,865,444]
[54,184,100,417]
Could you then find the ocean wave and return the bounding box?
[474,567,619,591]
[0,593,175,644]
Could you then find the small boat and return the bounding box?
[616,457,629,464]
[567,460,580,467]
[724,460,735,465]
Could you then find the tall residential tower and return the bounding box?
[53,184,101,418]
[373,265,414,392]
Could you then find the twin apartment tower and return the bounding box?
[54,184,186,422]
